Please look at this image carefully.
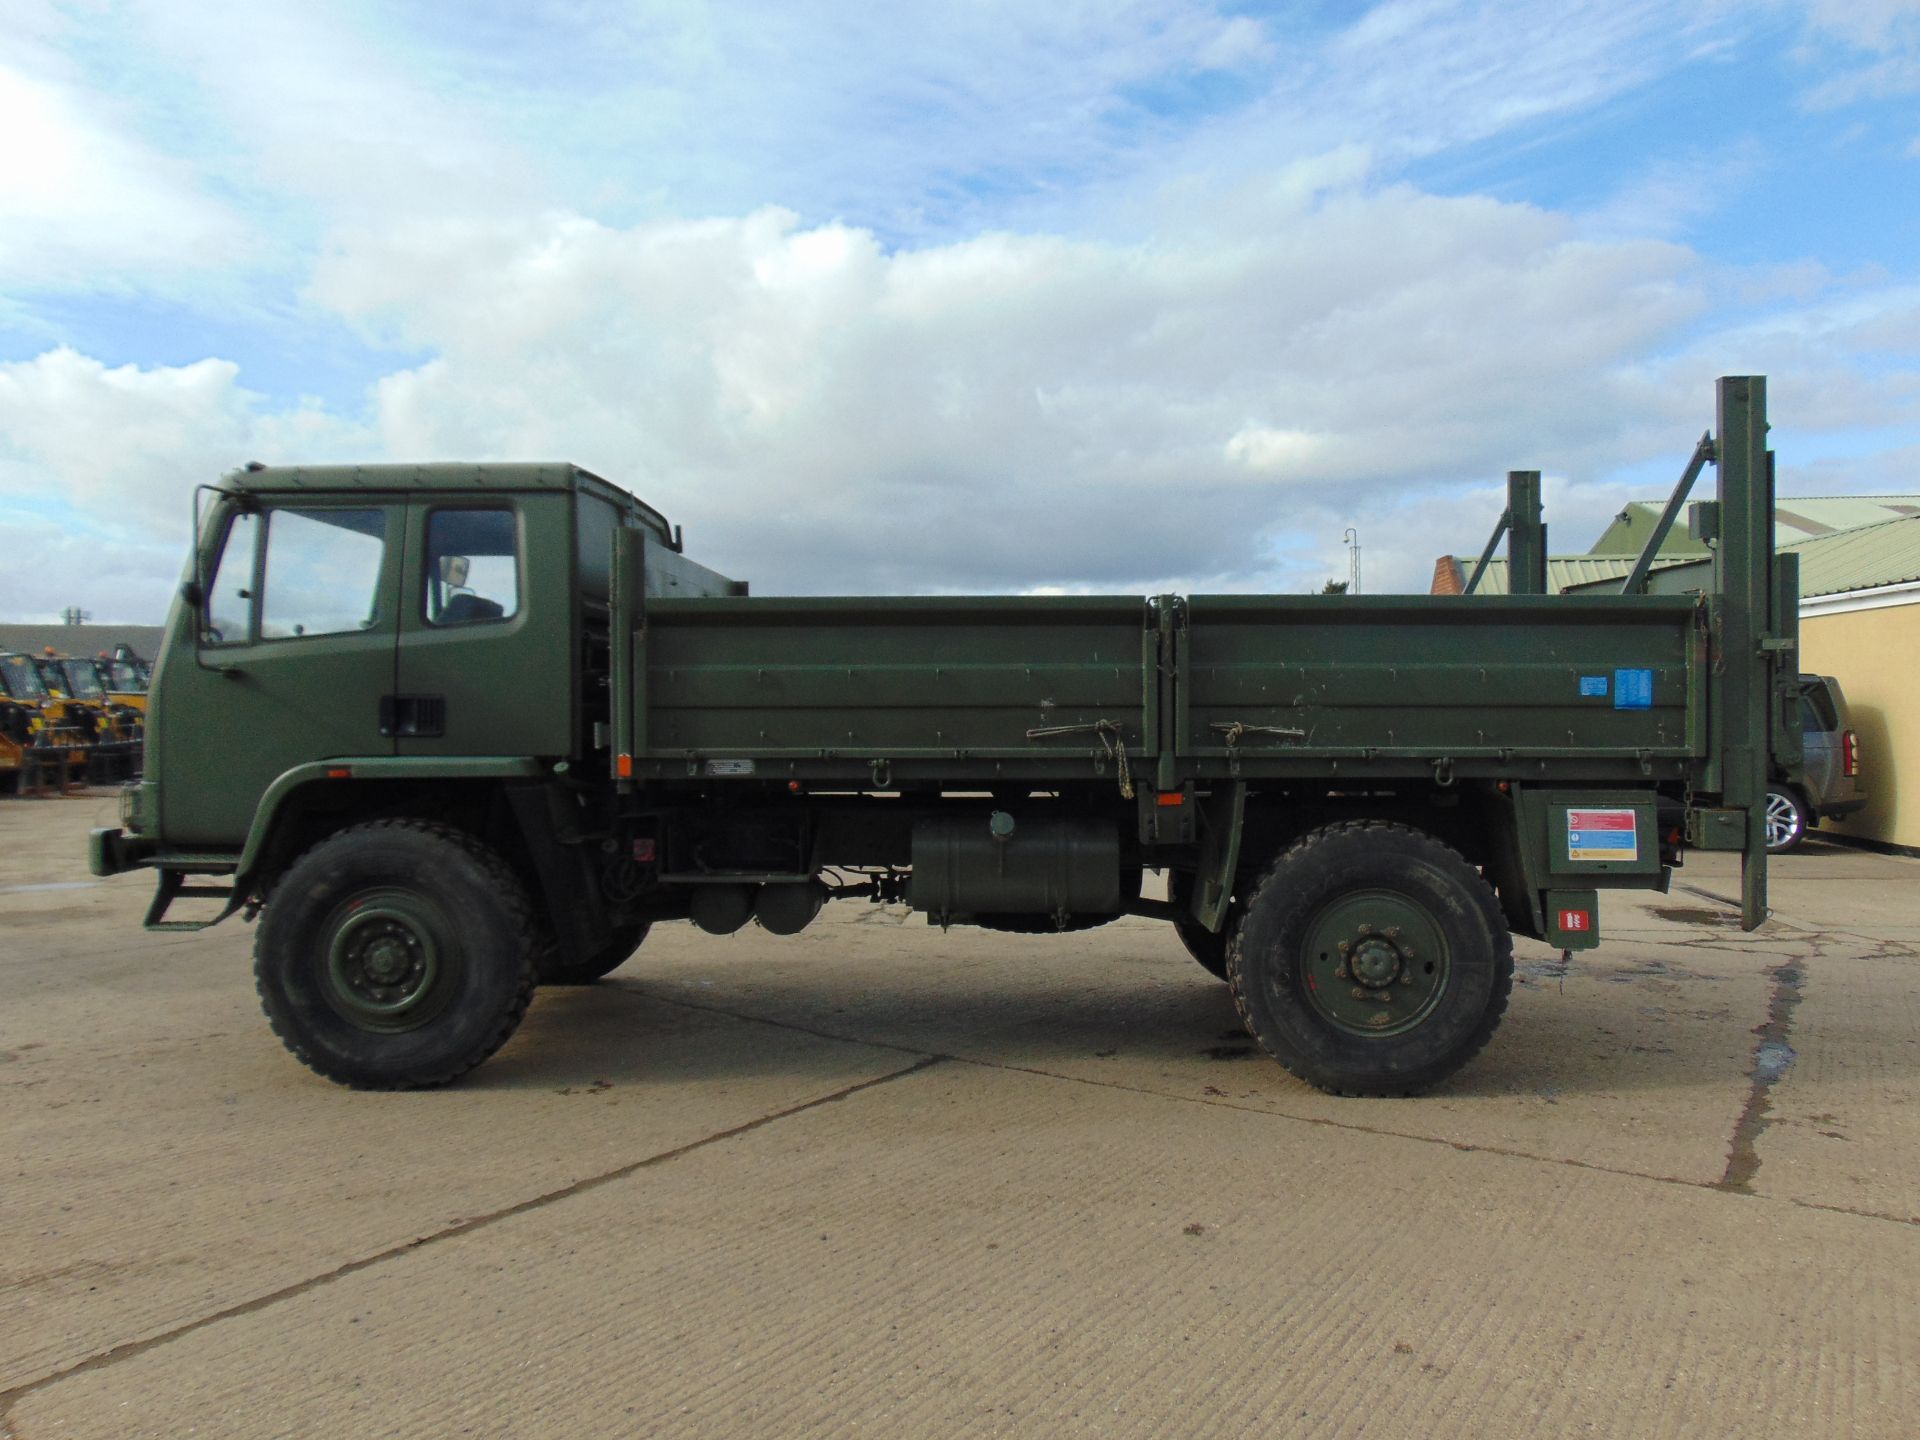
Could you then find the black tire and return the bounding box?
[254,819,537,1089]
[1168,871,1230,981]
[1764,787,1809,853]
[535,923,650,985]
[1228,821,1513,1097]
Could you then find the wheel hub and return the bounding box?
[1302,891,1450,1037]
[326,903,442,1025]
[1348,937,1401,988]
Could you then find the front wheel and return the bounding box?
[1764,788,1809,852]
[254,820,537,1089]
[1229,821,1513,1096]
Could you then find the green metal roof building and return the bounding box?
[1428,554,1668,596]
[1435,496,1920,602]
[1588,495,1920,561]
[1556,512,1920,602]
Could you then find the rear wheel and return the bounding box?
[254,819,537,1089]
[535,923,650,985]
[1764,788,1809,852]
[1228,821,1513,1096]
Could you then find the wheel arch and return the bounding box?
[236,757,548,902]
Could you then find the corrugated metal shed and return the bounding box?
[1555,514,1920,599]
[1588,494,1920,558]
[1438,555,1686,596]
[1446,492,1920,597]
[1785,512,1920,598]
[1773,496,1920,538]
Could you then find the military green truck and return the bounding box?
[90,376,1800,1095]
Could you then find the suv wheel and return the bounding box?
[1764,788,1810,853]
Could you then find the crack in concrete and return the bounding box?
[637,990,1920,1232]
[0,1054,946,1420]
[12,918,1913,1436]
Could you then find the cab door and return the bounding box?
[392,496,571,758]
[157,498,401,848]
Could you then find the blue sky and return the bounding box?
[3,0,1918,619]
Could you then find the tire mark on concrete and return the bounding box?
[0,1053,945,1421]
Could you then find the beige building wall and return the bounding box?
[1800,599,1920,849]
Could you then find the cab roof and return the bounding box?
[221,462,676,543]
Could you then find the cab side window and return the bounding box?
[204,510,260,645]
[425,508,520,626]
[260,509,388,639]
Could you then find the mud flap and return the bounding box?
[1189,780,1245,932]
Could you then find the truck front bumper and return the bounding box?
[89,827,157,877]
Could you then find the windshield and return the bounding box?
[61,661,104,699]
[0,655,48,700]
[108,660,145,691]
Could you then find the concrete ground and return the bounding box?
[3,795,1919,1439]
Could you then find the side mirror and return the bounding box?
[438,555,471,588]
[181,580,205,608]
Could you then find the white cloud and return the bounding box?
[0,64,247,289]
[113,0,551,221]
[1256,0,1741,168]
[4,2,1918,621]
[1225,426,1330,476]
[0,350,368,619]
[1191,16,1275,72]
[8,152,1920,621]
[296,176,1719,596]
[1799,0,1920,111]
[1807,0,1920,53]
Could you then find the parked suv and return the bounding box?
[1767,674,1865,851]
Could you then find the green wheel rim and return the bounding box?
[323,892,449,1032]
[1295,887,1450,1038]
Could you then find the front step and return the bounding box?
[143,867,240,932]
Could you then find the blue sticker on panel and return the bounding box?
[1614,668,1654,709]
[1578,675,1609,698]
